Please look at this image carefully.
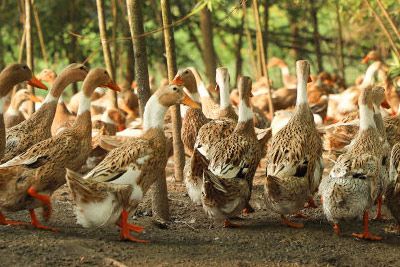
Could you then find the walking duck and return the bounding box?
[0,68,119,230]
[2,64,88,163]
[199,76,265,227]
[0,64,47,160]
[264,60,323,228]
[5,89,41,128]
[319,86,384,240]
[65,82,199,242]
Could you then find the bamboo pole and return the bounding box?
[335,0,345,86]
[376,0,400,42]
[252,0,274,119]
[25,0,35,115]
[96,0,118,108]
[32,0,48,65]
[242,2,259,79]
[364,0,400,60]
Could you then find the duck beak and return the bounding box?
[103,81,121,92]
[172,75,184,86]
[361,56,369,64]
[27,76,48,90]
[307,76,313,83]
[29,95,42,103]
[381,99,391,109]
[181,93,200,109]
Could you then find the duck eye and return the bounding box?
[184,70,189,74]
[22,66,28,70]
[79,66,85,70]
[104,71,108,74]
[172,87,178,91]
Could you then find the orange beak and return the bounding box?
[181,93,200,109]
[361,55,369,64]
[381,99,391,109]
[29,94,42,103]
[307,76,313,83]
[172,75,184,86]
[27,76,48,90]
[103,81,121,92]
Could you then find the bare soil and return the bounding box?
[1,159,400,267]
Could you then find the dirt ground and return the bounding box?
[1,159,400,267]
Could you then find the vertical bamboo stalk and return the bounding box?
[96,0,118,108]
[111,0,119,79]
[376,0,400,42]
[126,0,151,118]
[234,7,245,87]
[310,0,323,72]
[199,7,217,87]
[25,0,35,114]
[252,0,274,119]
[32,0,48,65]
[335,0,345,86]
[243,2,258,80]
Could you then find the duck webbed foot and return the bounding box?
[27,187,52,220]
[119,209,148,243]
[0,212,27,226]
[29,209,58,232]
[352,211,382,241]
[242,203,255,216]
[223,219,241,228]
[281,215,304,229]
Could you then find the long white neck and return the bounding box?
[219,80,230,109]
[373,104,381,115]
[0,97,5,114]
[296,76,308,105]
[77,95,91,115]
[359,104,376,130]
[197,81,211,98]
[360,62,380,88]
[143,95,167,130]
[238,100,253,123]
[44,92,58,104]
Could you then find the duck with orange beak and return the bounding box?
[0,68,120,231]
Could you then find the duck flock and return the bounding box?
[0,53,399,244]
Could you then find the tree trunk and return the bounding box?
[199,7,216,87]
[234,8,245,87]
[25,0,35,115]
[335,0,345,86]
[111,0,119,82]
[32,0,48,66]
[96,0,118,108]
[262,0,270,61]
[252,0,274,119]
[310,0,323,72]
[126,0,151,118]
[287,9,301,61]
[376,0,400,42]
[243,2,259,79]
[69,0,79,94]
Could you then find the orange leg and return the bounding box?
[27,187,52,221]
[281,215,304,229]
[242,203,255,216]
[119,209,148,243]
[333,223,341,236]
[0,212,27,226]
[223,219,241,228]
[373,195,385,221]
[352,211,382,241]
[29,209,57,232]
[304,197,318,209]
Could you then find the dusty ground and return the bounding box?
[1,159,400,267]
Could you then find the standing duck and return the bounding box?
[5,89,41,128]
[264,60,323,228]
[65,82,199,242]
[385,142,400,233]
[0,64,47,160]
[0,68,120,229]
[2,64,88,163]
[319,86,384,240]
[200,76,264,227]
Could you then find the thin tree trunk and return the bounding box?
[25,0,35,115]
[262,0,270,61]
[287,9,301,61]
[126,0,151,118]
[18,28,26,63]
[335,0,345,86]
[32,0,48,65]
[243,2,259,79]
[310,0,323,72]
[111,0,119,82]
[199,7,217,87]
[376,0,400,42]
[234,8,245,87]
[96,0,118,108]
[252,0,274,119]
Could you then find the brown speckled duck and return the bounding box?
[0,68,119,230]
[0,64,47,160]
[65,82,199,242]
[199,76,265,227]
[2,64,88,163]
[386,142,400,233]
[264,60,323,228]
[319,86,384,240]
[5,89,41,128]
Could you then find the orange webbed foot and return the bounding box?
[281,215,304,229]
[372,195,386,221]
[223,219,241,228]
[119,209,148,243]
[29,210,58,232]
[352,232,382,241]
[0,212,27,226]
[27,187,52,221]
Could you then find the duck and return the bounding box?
[267,57,297,89]
[384,107,400,148]
[199,76,264,227]
[0,68,120,229]
[0,64,47,161]
[385,142,400,233]
[65,82,199,242]
[2,64,88,163]
[264,60,323,228]
[5,89,41,128]
[319,86,384,240]
[92,99,126,136]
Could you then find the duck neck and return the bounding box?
[43,76,70,104]
[373,103,385,136]
[219,80,230,110]
[359,104,376,130]
[197,81,211,98]
[143,95,167,131]
[235,100,254,134]
[360,62,380,88]
[296,76,308,106]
